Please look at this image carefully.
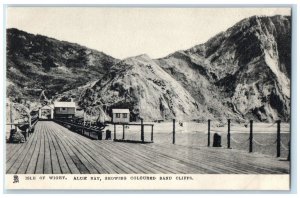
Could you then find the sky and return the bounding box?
[6,7,291,59]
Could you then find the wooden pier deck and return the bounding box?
[6,121,289,174]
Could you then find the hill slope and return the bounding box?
[6,28,118,101]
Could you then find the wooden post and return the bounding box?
[249,120,253,153]
[10,103,13,130]
[277,120,281,157]
[29,115,32,128]
[122,124,125,140]
[141,118,144,142]
[151,125,153,142]
[114,123,116,141]
[287,141,290,161]
[98,130,102,140]
[83,111,86,135]
[172,119,175,144]
[207,119,211,147]
[227,119,231,149]
[83,111,86,126]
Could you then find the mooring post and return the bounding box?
[141,118,144,142]
[151,125,154,142]
[122,124,125,140]
[277,120,281,157]
[114,123,116,141]
[173,119,176,144]
[207,119,211,147]
[249,120,253,153]
[227,119,231,149]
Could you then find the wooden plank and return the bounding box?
[50,127,89,174]
[6,143,23,160]
[56,122,187,174]
[52,126,111,174]
[143,143,286,174]
[45,123,62,174]
[48,122,97,174]
[6,122,42,162]
[46,122,71,174]
[49,128,80,174]
[104,141,174,173]
[63,129,146,174]
[6,127,38,174]
[43,123,53,174]
[35,122,45,174]
[52,122,134,174]
[17,125,40,174]
[50,122,110,174]
[107,141,209,174]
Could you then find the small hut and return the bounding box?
[112,109,130,123]
[54,101,76,118]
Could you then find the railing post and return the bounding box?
[249,120,253,153]
[277,120,281,157]
[114,123,116,141]
[141,118,144,142]
[151,125,154,142]
[227,119,231,149]
[207,119,211,147]
[98,130,102,140]
[172,119,176,144]
[287,141,290,161]
[10,103,14,130]
[122,124,125,140]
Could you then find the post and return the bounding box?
[277,120,281,157]
[249,120,253,153]
[10,103,13,130]
[207,119,211,147]
[227,119,231,149]
[172,119,176,144]
[83,111,86,135]
[98,130,102,140]
[151,125,153,142]
[83,111,86,126]
[29,115,32,128]
[114,123,116,141]
[50,109,54,119]
[141,118,144,142]
[122,124,125,140]
[287,141,290,161]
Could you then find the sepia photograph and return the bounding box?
[4,6,293,190]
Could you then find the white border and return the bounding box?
[0,0,298,196]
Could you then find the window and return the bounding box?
[123,113,127,118]
[116,113,120,118]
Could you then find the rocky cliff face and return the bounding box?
[7,15,291,122]
[78,54,205,121]
[157,15,291,122]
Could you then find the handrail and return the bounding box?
[113,123,154,126]
[54,119,101,133]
